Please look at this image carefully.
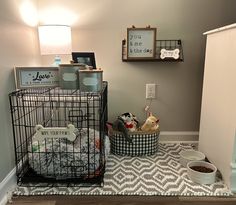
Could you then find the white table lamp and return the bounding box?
[38,25,72,66]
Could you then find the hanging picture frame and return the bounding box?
[71,52,96,69]
[127,27,156,59]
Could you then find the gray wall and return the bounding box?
[0,0,40,182]
[38,0,236,131]
[67,0,236,131]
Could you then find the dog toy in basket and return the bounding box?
[141,113,159,132]
[112,112,139,143]
[109,112,160,156]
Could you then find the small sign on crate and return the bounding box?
[34,124,77,142]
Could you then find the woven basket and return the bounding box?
[110,130,159,156]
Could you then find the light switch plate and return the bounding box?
[146,83,156,99]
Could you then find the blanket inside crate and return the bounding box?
[28,128,110,179]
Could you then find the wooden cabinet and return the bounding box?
[199,23,236,192]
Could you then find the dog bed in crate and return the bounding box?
[110,130,159,156]
[28,128,110,179]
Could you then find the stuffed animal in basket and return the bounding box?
[112,112,139,143]
[141,113,159,132]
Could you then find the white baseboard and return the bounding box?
[0,168,16,205]
[159,131,199,142]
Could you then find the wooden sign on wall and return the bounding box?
[127,27,156,59]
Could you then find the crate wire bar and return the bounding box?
[9,82,108,187]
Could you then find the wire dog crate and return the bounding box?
[9,82,108,186]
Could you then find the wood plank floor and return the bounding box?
[8,195,236,205]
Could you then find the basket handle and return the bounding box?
[106,122,114,137]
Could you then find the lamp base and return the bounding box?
[52,55,61,66]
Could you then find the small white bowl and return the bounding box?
[180,150,205,167]
[187,161,217,184]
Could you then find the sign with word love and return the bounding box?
[127,27,156,59]
[14,67,59,89]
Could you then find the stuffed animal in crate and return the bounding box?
[141,113,159,132]
[112,112,139,143]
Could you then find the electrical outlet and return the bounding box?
[146,84,156,99]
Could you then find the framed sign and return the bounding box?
[72,52,96,69]
[127,27,156,59]
[14,67,59,89]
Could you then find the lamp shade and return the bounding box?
[38,25,72,55]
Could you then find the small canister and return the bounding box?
[79,69,103,92]
[59,63,86,89]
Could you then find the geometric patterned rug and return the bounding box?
[13,143,232,196]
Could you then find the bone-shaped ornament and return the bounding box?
[160,48,180,59]
[34,124,77,142]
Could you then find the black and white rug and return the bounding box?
[14,143,232,196]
